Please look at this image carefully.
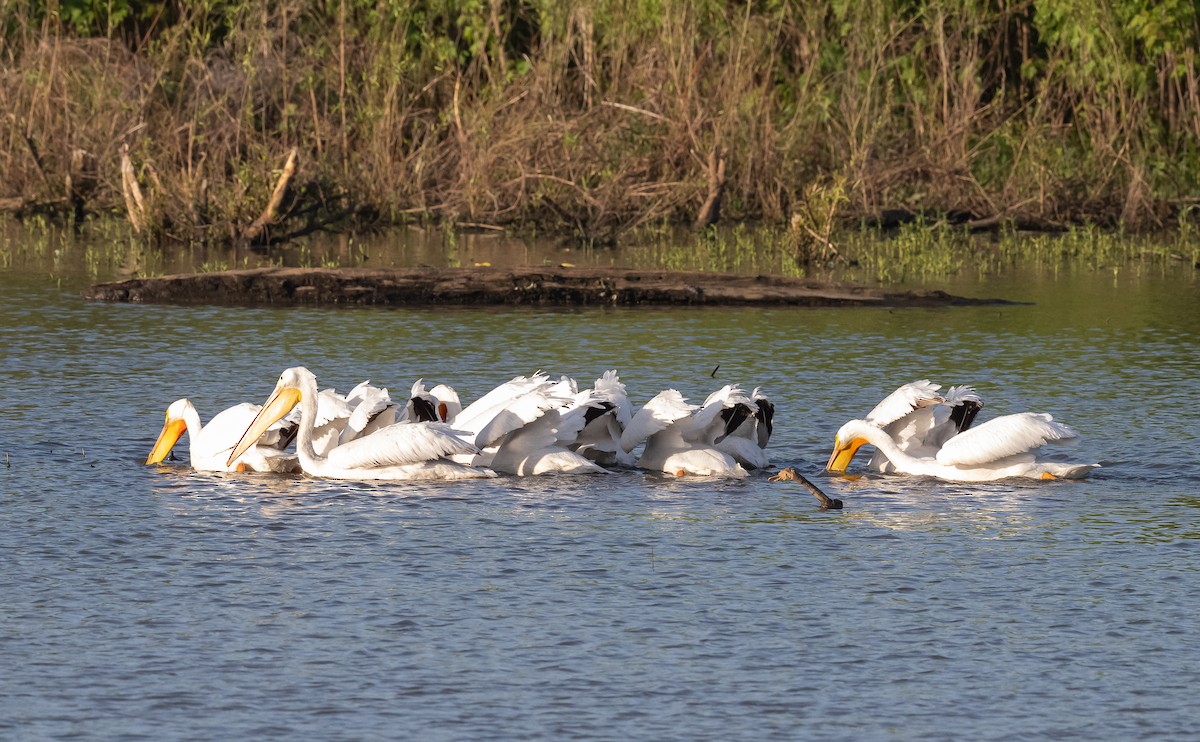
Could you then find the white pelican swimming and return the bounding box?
[447,373,608,475]
[570,370,636,467]
[227,367,495,481]
[427,383,462,423]
[403,380,441,423]
[430,374,550,457]
[714,387,774,470]
[827,406,1098,482]
[285,386,353,456]
[488,393,610,475]
[860,380,984,472]
[146,398,299,473]
[449,373,554,441]
[620,385,750,478]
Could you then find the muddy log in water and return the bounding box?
[83,266,1007,308]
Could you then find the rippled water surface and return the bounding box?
[2,233,1199,740]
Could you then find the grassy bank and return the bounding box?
[3,1,1200,247]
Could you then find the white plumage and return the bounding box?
[827,382,1097,481]
[146,398,298,473]
[227,367,496,481]
[455,373,608,475]
[864,380,984,472]
[715,386,774,470]
[621,385,750,478]
[570,370,637,467]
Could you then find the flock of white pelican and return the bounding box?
[147,371,1097,486]
[147,367,775,481]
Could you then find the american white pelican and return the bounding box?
[570,370,636,467]
[451,373,554,440]
[432,373,560,468]
[489,397,610,475]
[715,387,774,469]
[620,385,749,478]
[427,383,462,423]
[861,380,984,472]
[826,411,1098,482]
[227,367,496,481]
[289,386,353,456]
[450,373,608,475]
[403,379,442,423]
[146,399,299,473]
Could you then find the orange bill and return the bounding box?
[226,386,302,466]
[146,418,188,464]
[825,436,868,473]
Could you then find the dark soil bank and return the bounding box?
[84,267,1007,308]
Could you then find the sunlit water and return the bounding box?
[2,229,1199,739]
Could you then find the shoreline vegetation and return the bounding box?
[4,1,1200,263]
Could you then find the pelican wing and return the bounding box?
[326,421,479,469]
[473,389,566,448]
[491,409,609,475]
[454,374,549,433]
[193,402,298,463]
[547,375,579,397]
[944,385,984,433]
[403,379,440,423]
[716,434,771,470]
[936,412,1078,467]
[754,393,775,448]
[882,405,945,446]
[919,384,985,448]
[943,384,983,407]
[342,385,394,442]
[865,380,944,427]
[497,409,564,452]
[685,385,750,444]
[345,380,380,405]
[574,413,633,465]
[316,388,354,425]
[619,389,695,453]
[592,370,633,427]
[552,396,604,446]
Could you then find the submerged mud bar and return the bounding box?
[84,267,1008,308]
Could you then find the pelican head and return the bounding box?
[226,368,307,466]
[428,383,462,422]
[146,398,194,464]
[825,419,873,473]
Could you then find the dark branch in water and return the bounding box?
[769,467,844,510]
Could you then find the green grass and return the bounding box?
[2,218,1196,286]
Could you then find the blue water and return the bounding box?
[2,252,1199,740]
